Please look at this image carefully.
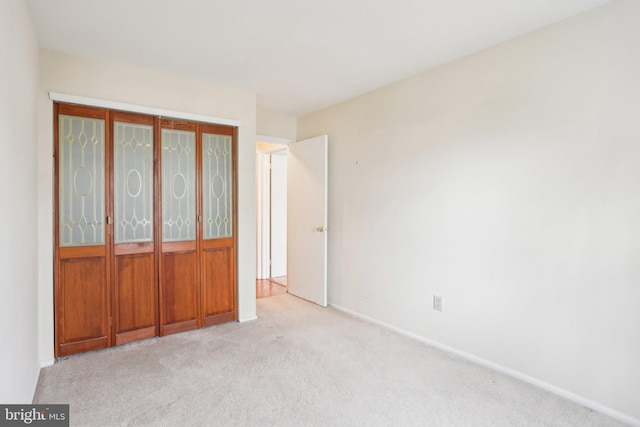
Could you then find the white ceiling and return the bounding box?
[26,0,611,117]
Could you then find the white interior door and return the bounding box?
[287,135,328,307]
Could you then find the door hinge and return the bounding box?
[107,216,112,225]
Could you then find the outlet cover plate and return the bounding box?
[433,295,443,311]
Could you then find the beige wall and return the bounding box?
[0,0,40,403]
[257,104,297,140]
[37,50,258,364]
[298,0,640,423]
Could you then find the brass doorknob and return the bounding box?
[316,226,327,232]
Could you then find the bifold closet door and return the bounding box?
[55,104,111,357]
[55,104,238,355]
[200,125,237,326]
[159,120,200,335]
[112,112,158,345]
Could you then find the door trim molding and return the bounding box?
[255,153,271,280]
[256,135,293,146]
[49,92,241,127]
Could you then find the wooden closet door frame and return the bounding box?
[54,103,112,357]
[110,111,159,345]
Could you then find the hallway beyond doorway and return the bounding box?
[256,278,287,299]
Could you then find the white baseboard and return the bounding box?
[238,316,258,323]
[32,359,56,403]
[329,302,640,427]
[40,359,55,368]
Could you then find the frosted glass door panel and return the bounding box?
[202,133,233,239]
[114,122,154,244]
[162,129,196,242]
[59,115,106,247]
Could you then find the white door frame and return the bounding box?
[256,152,271,279]
[269,153,288,278]
[255,136,292,280]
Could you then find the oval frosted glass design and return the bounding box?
[126,169,143,198]
[114,122,154,244]
[59,115,106,246]
[162,129,196,242]
[202,133,233,239]
[73,167,93,196]
[172,173,187,199]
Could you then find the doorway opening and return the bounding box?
[256,137,290,299]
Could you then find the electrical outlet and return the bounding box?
[433,295,443,311]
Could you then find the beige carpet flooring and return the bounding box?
[34,294,627,426]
